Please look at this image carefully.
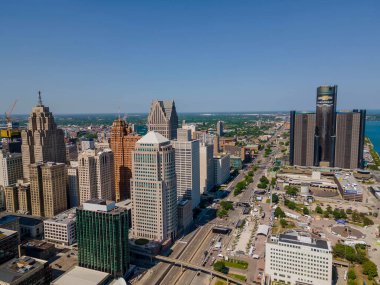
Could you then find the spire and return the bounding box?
[38,91,43,106]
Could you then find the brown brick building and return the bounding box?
[110,119,141,201]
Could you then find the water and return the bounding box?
[366,121,380,153]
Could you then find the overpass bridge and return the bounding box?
[155,255,250,285]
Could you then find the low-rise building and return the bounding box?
[44,208,77,245]
[0,256,51,285]
[0,228,19,264]
[265,231,332,285]
[51,266,112,285]
[334,172,364,201]
[21,240,56,260]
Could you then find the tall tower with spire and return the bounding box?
[21,92,66,179]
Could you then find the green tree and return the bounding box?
[303,207,310,215]
[274,207,286,218]
[271,193,279,204]
[280,219,288,227]
[260,176,269,184]
[323,211,330,218]
[213,261,227,273]
[257,182,267,189]
[270,178,277,187]
[348,280,357,285]
[247,171,254,177]
[284,199,297,210]
[347,268,356,280]
[326,205,333,214]
[362,260,378,280]
[220,201,233,211]
[217,208,228,218]
[346,208,353,215]
[233,188,242,196]
[245,176,253,184]
[362,216,374,226]
[315,206,323,214]
[285,186,298,196]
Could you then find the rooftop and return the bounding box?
[44,208,76,225]
[51,266,111,285]
[0,228,18,239]
[271,231,330,250]
[335,172,364,194]
[0,256,47,284]
[137,131,169,144]
[0,214,43,227]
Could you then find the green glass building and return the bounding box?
[77,199,129,278]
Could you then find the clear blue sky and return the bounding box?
[1,0,379,114]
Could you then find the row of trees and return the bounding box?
[233,165,257,196]
[217,201,234,218]
[315,205,374,225]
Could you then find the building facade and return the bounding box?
[77,199,129,278]
[0,228,19,264]
[44,208,76,245]
[0,152,23,187]
[4,180,32,214]
[172,129,200,209]
[199,143,214,194]
[110,118,141,201]
[265,231,332,285]
[289,112,316,167]
[214,155,230,185]
[78,149,115,204]
[30,162,67,218]
[67,161,80,208]
[131,131,178,242]
[147,100,178,140]
[21,94,66,179]
[335,110,366,169]
[216,121,224,137]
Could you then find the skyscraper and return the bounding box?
[172,129,200,209]
[67,161,80,208]
[77,199,129,278]
[131,131,177,242]
[289,112,316,166]
[216,121,224,137]
[290,86,366,169]
[335,110,366,169]
[21,93,66,179]
[110,118,141,201]
[78,149,115,204]
[315,85,337,167]
[30,162,67,218]
[147,100,178,140]
[199,143,215,194]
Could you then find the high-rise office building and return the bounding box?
[147,100,178,140]
[172,129,200,209]
[131,131,177,242]
[315,85,337,167]
[30,162,67,218]
[110,118,141,201]
[289,112,316,166]
[77,199,129,278]
[199,143,215,194]
[78,149,115,204]
[290,86,366,169]
[21,93,66,179]
[335,110,366,169]
[265,231,332,285]
[67,161,80,208]
[216,121,224,137]
[0,152,23,187]
[4,180,32,214]
[65,143,78,162]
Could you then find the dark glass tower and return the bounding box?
[314,85,337,166]
[77,199,129,278]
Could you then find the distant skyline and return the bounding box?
[1,1,379,114]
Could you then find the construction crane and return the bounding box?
[1,100,21,139]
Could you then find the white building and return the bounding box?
[131,131,178,242]
[0,152,23,187]
[78,149,115,204]
[199,143,214,193]
[265,231,332,285]
[214,155,230,185]
[182,123,196,139]
[67,161,80,207]
[81,139,95,151]
[43,208,77,245]
[172,129,200,209]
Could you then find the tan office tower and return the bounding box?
[30,162,67,218]
[131,131,177,242]
[335,110,366,169]
[21,93,66,179]
[289,112,316,166]
[0,152,23,187]
[147,100,178,140]
[78,149,115,204]
[4,180,31,214]
[110,119,141,201]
